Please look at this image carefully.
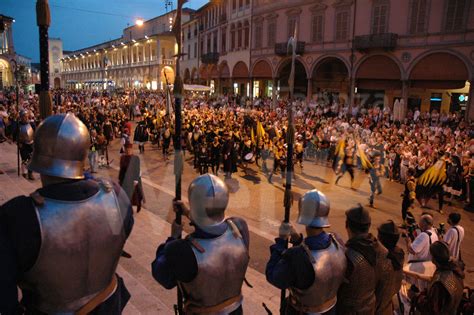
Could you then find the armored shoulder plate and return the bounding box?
[20,183,127,313]
[19,123,34,144]
[181,223,249,313]
[290,235,346,311]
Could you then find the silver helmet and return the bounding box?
[188,174,229,228]
[297,189,330,228]
[28,113,90,179]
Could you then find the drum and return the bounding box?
[397,261,436,315]
[244,152,255,163]
[403,260,436,290]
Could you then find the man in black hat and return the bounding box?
[336,205,389,315]
[376,220,405,315]
[412,241,464,315]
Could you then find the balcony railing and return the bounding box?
[274,41,305,56]
[353,33,398,51]
[201,52,219,64]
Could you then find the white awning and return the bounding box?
[183,84,211,92]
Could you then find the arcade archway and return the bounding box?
[277,58,308,99]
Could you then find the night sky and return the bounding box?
[0,0,208,62]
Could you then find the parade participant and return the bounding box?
[404,214,439,262]
[17,109,35,180]
[241,134,254,172]
[336,205,389,315]
[133,116,148,154]
[443,212,464,261]
[0,113,133,315]
[368,153,384,208]
[162,121,172,160]
[401,168,416,223]
[335,137,356,188]
[295,134,304,171]
[376,220,405,315]
[260,137,271,174]
[412,241,464,315]
[210,136,221,176]
[151,174,250,315]
[223,131,236,179]
[266,190,346,315]
[119,143,145,213]
[89,129,99,173]
[192,125,202,169]
[120,127,131,154]
[198,144,210,175]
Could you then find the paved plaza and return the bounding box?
[1,132,473,314]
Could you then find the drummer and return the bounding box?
[241,135,254,173]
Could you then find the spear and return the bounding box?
[36,0,53,119]
[171,1,186,314]
[280,27,297,314]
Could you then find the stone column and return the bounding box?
[402,80,409,119]
[250,78,254,99]
[272,77,278,109]
[307,77,312,103]
[348,77,355,114]
[7,26,14,54]
[467,80,474,122]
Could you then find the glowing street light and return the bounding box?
[135,18,144,26]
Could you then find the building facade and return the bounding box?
[181,0,252,96]
[0,14,16,89]
[180,0,474,118]
[249,0,474,117]
[61,9,194,90]
[0,14,35,90]
[49,38,63,89]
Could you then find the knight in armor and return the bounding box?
[412,241,464,315]
[266,190,347,315]
[0,113,134,315]
[336,205,390,315]
[151,174,250,315]
[17,110,35,180]
[375,220,405,315]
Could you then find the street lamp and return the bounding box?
[9,58,20,176]
[127,18,144,92]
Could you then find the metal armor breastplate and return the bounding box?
[19,123,34,144]
[21,181,127,314]
[337,247,376,313]
[430,270,463,315]
[181,223,249,313]
[290,236,347,310]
